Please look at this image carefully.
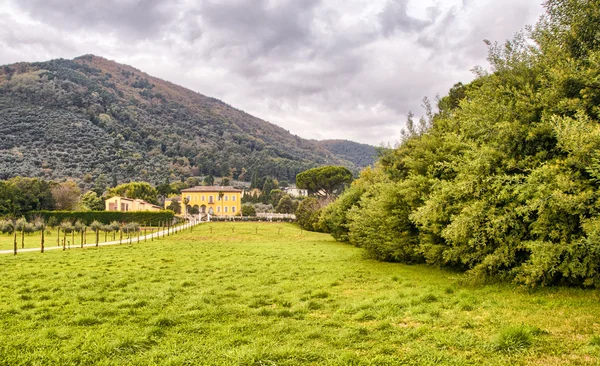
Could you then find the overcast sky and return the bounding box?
[0,0,545,145]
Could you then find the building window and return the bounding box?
[232,206,236,213]
[225,196,229,201]
[232,195,236,201]
[217,206,221,213]
[209,196,214,204]
[202,196,205,201]
[225,207,228,213]
[186,195,191,202]
[193,196,197,201]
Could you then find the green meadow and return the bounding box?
[0,222,599,365]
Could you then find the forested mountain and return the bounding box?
[315,140,378,168]
[320,0,600,287]
[0,55,361,184]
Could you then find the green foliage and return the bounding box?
[275,195,295,214]
[320,1,600,287]
[80,191,104,211]
[166,200,181,214]
[203,175,215,186]
[241,204,257,217]
[0,219,14,234]
[296,166,353,198]
[29,211,174,226]
[108,182,159,205]
[347,182,421,263]
[295,197,322,231]
[318,167,381,242]
[89,220,103,232]
[0,177,54,217]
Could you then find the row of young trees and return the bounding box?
[316,0,600,287]
[0,216,179,254]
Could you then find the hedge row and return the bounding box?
[28,211,176,226]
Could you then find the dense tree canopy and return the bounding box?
[321,0,600,287]
[0,177,55,217]
[107,182,159,204]
[296,166,353,198]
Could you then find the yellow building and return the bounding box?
[105,196,162,212]
[180,186,242,216]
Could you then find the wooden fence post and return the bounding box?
[41,226,45,253]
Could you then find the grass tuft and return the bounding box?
[421,294,438,303]
[72,316,102,326]
[312,291,330,299]
[492,326,534,353]
[153,316,177,327]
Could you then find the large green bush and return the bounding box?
[295,197,322,231]
[320,0,600,287]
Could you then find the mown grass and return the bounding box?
[0,222,599,365]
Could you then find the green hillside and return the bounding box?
[315,139,378,168]
[0,55,361,184]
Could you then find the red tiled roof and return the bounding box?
[181,186,242,193]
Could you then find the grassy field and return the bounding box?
[0,222,599,365]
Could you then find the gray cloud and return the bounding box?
[8,0,176,40]
[0,0,545,145]
[379,0,433,35]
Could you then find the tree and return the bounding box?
[296,166,353,198]
[221,177,230,186]
[81,191,104,211]
[51,180,81,210]
[0,177,55,216]
[92,174,109,196]
[15,218,26,249]
[250,170,259,189]
[60,221,74,250]
[276,195,295,214]
[241,204,256,216]
[185,177,201,187]
[108,182,159,204]
[203,175,215,186]
[167,200,181,214]
[89,220,103,247]
[156,177,173,199]
[269,189,284,206]
[295,197,323,231]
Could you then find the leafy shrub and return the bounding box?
[241,204,256,216]
[295,197,322,231]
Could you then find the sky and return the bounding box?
[0,0,546,145]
